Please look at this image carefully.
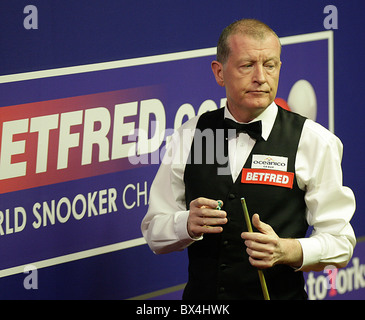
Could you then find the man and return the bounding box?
[141,19,356,299]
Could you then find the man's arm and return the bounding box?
[141,117,228,253]
[141,116,199,254]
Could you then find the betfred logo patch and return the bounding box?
[241,168,294,189]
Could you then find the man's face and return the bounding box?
[213,33,281,120]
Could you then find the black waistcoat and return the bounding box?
[183,106,308,300]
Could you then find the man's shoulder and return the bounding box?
[301,118,343,153]
[304,118,340,143]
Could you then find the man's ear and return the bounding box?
[211,60,225,87]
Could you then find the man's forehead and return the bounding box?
[228,33,281,57]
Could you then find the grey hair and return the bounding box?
[216,18,281,64]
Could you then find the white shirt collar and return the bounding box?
[224,102,278,141]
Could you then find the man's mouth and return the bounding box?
[247,90,269,94]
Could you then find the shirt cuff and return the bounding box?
[297,237,322,270]
[174,210,203,242]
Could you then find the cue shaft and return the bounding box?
[241,197,270,300]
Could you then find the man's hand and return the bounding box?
[187,197,227,238]
[241,213,303,269]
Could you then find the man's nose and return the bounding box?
[253,65,266,84]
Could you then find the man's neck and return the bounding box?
[226,102,268,123]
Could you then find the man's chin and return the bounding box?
[227,98,273,118]
[244,99,271,110]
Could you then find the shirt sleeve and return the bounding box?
[141,116,199,254]
[295,119,356,271]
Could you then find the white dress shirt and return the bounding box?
[141,102,356,271]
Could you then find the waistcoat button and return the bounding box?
[220,263,228,270]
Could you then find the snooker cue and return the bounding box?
[241,197,270,300]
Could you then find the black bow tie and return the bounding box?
[224,118,262,140]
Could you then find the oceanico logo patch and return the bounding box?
[251,154,288,172]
